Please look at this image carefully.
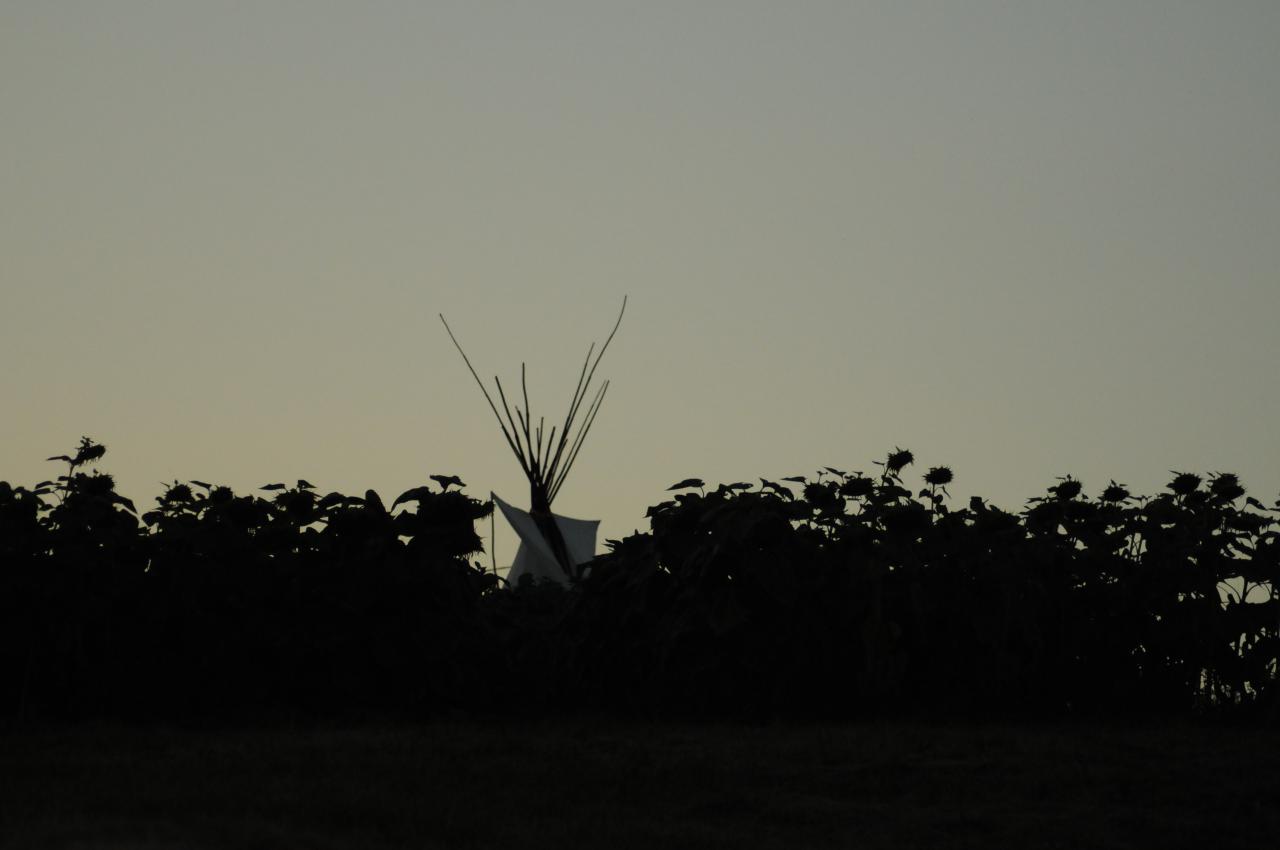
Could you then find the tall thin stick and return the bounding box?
[550,381,610,501]
[545,296,627,494]
[439,314,527,468]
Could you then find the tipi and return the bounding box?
[440,298,626,585]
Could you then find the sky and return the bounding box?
[3,1,1279,563]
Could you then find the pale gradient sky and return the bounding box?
[3,2,1278,561]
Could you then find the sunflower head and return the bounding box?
[1100,481,1131,504]
[80,472,116,496]
[1168,472,1202,497]
[1049,476,1083,501]
[1208,472,1245,502]
[72,437,106,467]
[924,466,954,487]
[885,447,914,474]
[162,483,194,505]
[839,476,875,499]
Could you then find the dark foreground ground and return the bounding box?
[2,719,1277,849]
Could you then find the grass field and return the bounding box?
[2,719,1277,849]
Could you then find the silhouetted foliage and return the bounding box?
[2,439,496,721]
[572,457,1280,719]
[2,439,1277,722]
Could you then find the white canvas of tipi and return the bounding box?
[440,298,625,586]
[491,494,600,586]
